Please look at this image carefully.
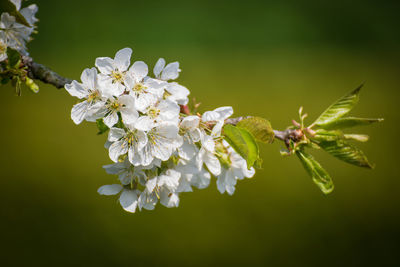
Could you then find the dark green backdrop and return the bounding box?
[0,0,399,266]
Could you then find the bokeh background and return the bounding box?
[1,0,399,266]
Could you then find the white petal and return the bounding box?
[95,57,114,74]
[80,67,97,90]
[130,61,148,81]
[146,178,157,192]
[109,139,129,162]
[103,162,125,174]
[178,140,198,160]
[214,106,233,120]
[97,184,123,195]
[165,83,190,104]
[10,0,21,10]
[114,48,132,71]
[204,152,221,176]
[211,120,224,137]
[108,127,126,142]
[156,123,179,139]
[160,190,180,208]
[140,144,154,166]
[103,111,119,128]
[71,101,90,124]
[153,58,165,77]
[65,80,88,99]
[134,116,155,131]
[135,93,158,113]
[158,100,180,121]
[202,111,220,122]
[136,130,148,150]
[161,62,180,81]
[181,115,200,130]
[119,189,139,213]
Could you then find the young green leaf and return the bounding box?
[344,134,369,142]
[296,150,334,194]
[317,117,383,130]
[6,48,20,68]
[96,119,109,135]
[312,85,362,127]
[223,124,259,169]
[313,129,343,142]
[318,139,373,168]
[236,116,274,143]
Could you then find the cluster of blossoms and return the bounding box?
[65,48,255,213]
[0,0,38,61]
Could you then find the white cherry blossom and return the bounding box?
[95,47,132,96]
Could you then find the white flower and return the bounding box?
[178,115,201,160]
[137,189,158,211]
[103,159,146,185]
[164,82,190,105]
[124,61,165,112]
[175,158,211,192]
[153,58,181,81]
[0,13,32,54]
[216,142,255,195]
[0,32,8,62]
[145,169,181,194]
[65,67,108,124]
[97,94,139,128]
[97,185,141,213]
[139,123,183,166]
[107,125,147,165]
[196,133,221,176]
[134,99,180,131]
[202,106,233,137]
[95,48,132,96]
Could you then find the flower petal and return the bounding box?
[109,139,129,162]
[114,48,132,71]
[103,111,119,128]
[161,62,180,81]
[153,58,165,78]
[130,61,148,81]
[119,189,139,213]
[71,101,90,124]
[65,80,88,99]
[97,184,123,195]
[95,57,114,74]
[108,127,126,142]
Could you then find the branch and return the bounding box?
[22,56,72,89]
[21,59,293,143]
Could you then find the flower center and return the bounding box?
[87,90,100,102]
[108,99,122,111]
[125,131,138,146]
[132,83,147,93]
[147,106,160,119]
[0,41,6,54]
[111,70,124,83]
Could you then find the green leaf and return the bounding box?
[3,1,31,27]
[312,85,362,127]
[344,134,369,142]
[96,119,109,135]
[6,48,20,68]
[313,129,343,142]
[296,150,334,194]
[317,117,383,130]
[318,139,373,168]
[237,116,274,143]
[223,124,259,169]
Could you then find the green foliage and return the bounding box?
[223,124,259,169]
[318,117,383,130]
[296,150,334,194]
[312,85,362,127]
[237,116,274,143]
[96,119,109,135]
[6,48,20,68]
[318,139,373,168]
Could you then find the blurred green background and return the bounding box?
[1,0,399,266]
